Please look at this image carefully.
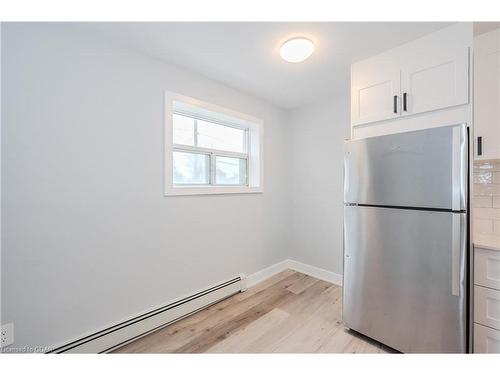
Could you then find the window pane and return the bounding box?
[173,114,195,146]
[173,151,209,185]
[197,120,246,153]
[215,156,247,185]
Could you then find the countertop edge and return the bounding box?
[473,241,500,252]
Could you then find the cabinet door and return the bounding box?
[474,285,500,330]
[351,64,401,126]
[474,247,500,290]
[474,323,500,353]
[400,47,469,117]
[474,29,500,160]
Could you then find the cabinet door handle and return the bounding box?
[393,95,398,114]
[478,136,483,156]
[403,92,408,111]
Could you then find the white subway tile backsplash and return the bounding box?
[475,196,493,208]
[475,208,500,220]
[475,184,500,196]
[476,218,494,234]
[474,160,500,239]
[494,196,500,208]
[474,171,493,184]
[474,161,500,172]
[494,220,500,235]
[493,172,500,184]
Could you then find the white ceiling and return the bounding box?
[74,22,452,109]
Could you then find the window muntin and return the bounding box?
[172,112,249,187]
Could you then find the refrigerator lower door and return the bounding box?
[343,205,467,353]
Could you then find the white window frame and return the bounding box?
[164,91,264,196]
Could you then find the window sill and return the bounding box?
[164,186,263,196]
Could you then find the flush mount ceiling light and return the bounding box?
[279,37,315,63]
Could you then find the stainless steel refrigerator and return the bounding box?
[343,124,469,353]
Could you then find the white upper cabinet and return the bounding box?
[351,23,471,131]
[400,48,469,116]
[351,63,401,126]
[474,28,500,160]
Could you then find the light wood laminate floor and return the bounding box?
[113,270,392,353]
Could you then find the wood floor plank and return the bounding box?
[206,308,290,353]
[235,269,295,301]
[173,303,273,353]
[270,315,340,353]
[269,281,345,353]
[115,272,302,353]
[315,326,357,353]
[114,270,391,354]
[285,273,320,295]
[278,282,341,329]
[343,335,379,353]
[232,281,337,353]
[172,289,296,353]
[309,285,343,324]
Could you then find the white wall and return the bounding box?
[1,23,289,348]
[287,94,350,275]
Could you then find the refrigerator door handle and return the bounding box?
[451,125,467,212]
[344,150,351,202]
[451,214,466,297]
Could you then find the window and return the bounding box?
[172,113,248,186]
[165,92,263,195]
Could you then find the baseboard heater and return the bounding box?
[48,275,246,353]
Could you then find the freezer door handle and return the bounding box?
[451,214,466,297]
[344,150,352,203]
[451,125,467,211]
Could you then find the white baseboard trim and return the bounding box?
[246,260,290,288]
[287,259,343,286]
[246,259,343,288]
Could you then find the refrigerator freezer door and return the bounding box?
[344,124,467,211]
[343,205,467,353]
